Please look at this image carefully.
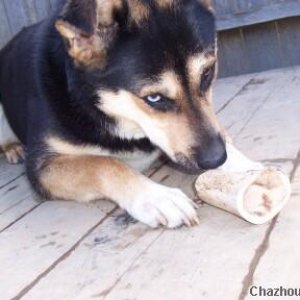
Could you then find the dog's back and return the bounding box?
[0,26,38,143]
[0,17,59,146]
[0,0,66,144]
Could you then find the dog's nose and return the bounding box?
[196,135,227,170]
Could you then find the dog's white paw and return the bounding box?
[124,184,199,228]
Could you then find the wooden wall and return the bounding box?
[0,0,59,47]
[0,0,300,77]
[214,0,300,76]
[218,16,300,77]
[213,0,300,30]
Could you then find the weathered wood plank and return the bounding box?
[0,200,115,300]
[0,156,25,188]
[214,0,233,16]
[22,209,165,300]
[21,67,300,300]
[0,157,36,232]
[217,67,296,139]
[23,205,268,300]
[213,72,255,112]
[218,28,249,78]
[23,0,38,24]
[0,0,12,48]
[34,0,51,20]
[216,1,300,31]
[49,0,60,11]
[242,22,282,74]
[235,68,300,161]
[2,0,30,35]
[23,166,294,300]
[0,175,38,232]
[277,17,300,68]
[0,0,52,48]
[217,16,300,78]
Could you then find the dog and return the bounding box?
[0,0,227,228]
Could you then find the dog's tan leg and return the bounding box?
[39,155,199,228]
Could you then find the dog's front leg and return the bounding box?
[38,155,199,228]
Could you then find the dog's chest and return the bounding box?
[115,150,161,172]
[47,137,161,172]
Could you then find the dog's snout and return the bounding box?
[196,135,227,170]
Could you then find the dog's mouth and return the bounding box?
[168,153,206,175]
[166,150,228,175]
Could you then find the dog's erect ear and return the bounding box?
[55,0,123,68]
[55,20,118,68]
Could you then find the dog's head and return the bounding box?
[55,0,227,173]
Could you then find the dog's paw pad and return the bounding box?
[2,143,25,164]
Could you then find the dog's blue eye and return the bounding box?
[145,95,162,103]
[143,94,176,112]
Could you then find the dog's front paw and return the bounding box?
[125,184,199,229]
[2,143,25,164]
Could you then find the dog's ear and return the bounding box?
[55,0,124,68]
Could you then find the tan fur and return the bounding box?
[55,20,108,68]
[155,0,175,9]
[96,0,123,26]
[187,53,219,139]
[56,0,123,68]
[113,118,146,140]
[187,54,207,86]
[139,71,182,101]
[127,0,150,25]
[187,53,216,87]
[40,155,144,203]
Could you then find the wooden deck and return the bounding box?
[1,66,300,300]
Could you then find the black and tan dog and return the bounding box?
[0,0,227,228]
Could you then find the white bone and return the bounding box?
[195,144,291,225]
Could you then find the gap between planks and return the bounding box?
[238,150,300,300]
